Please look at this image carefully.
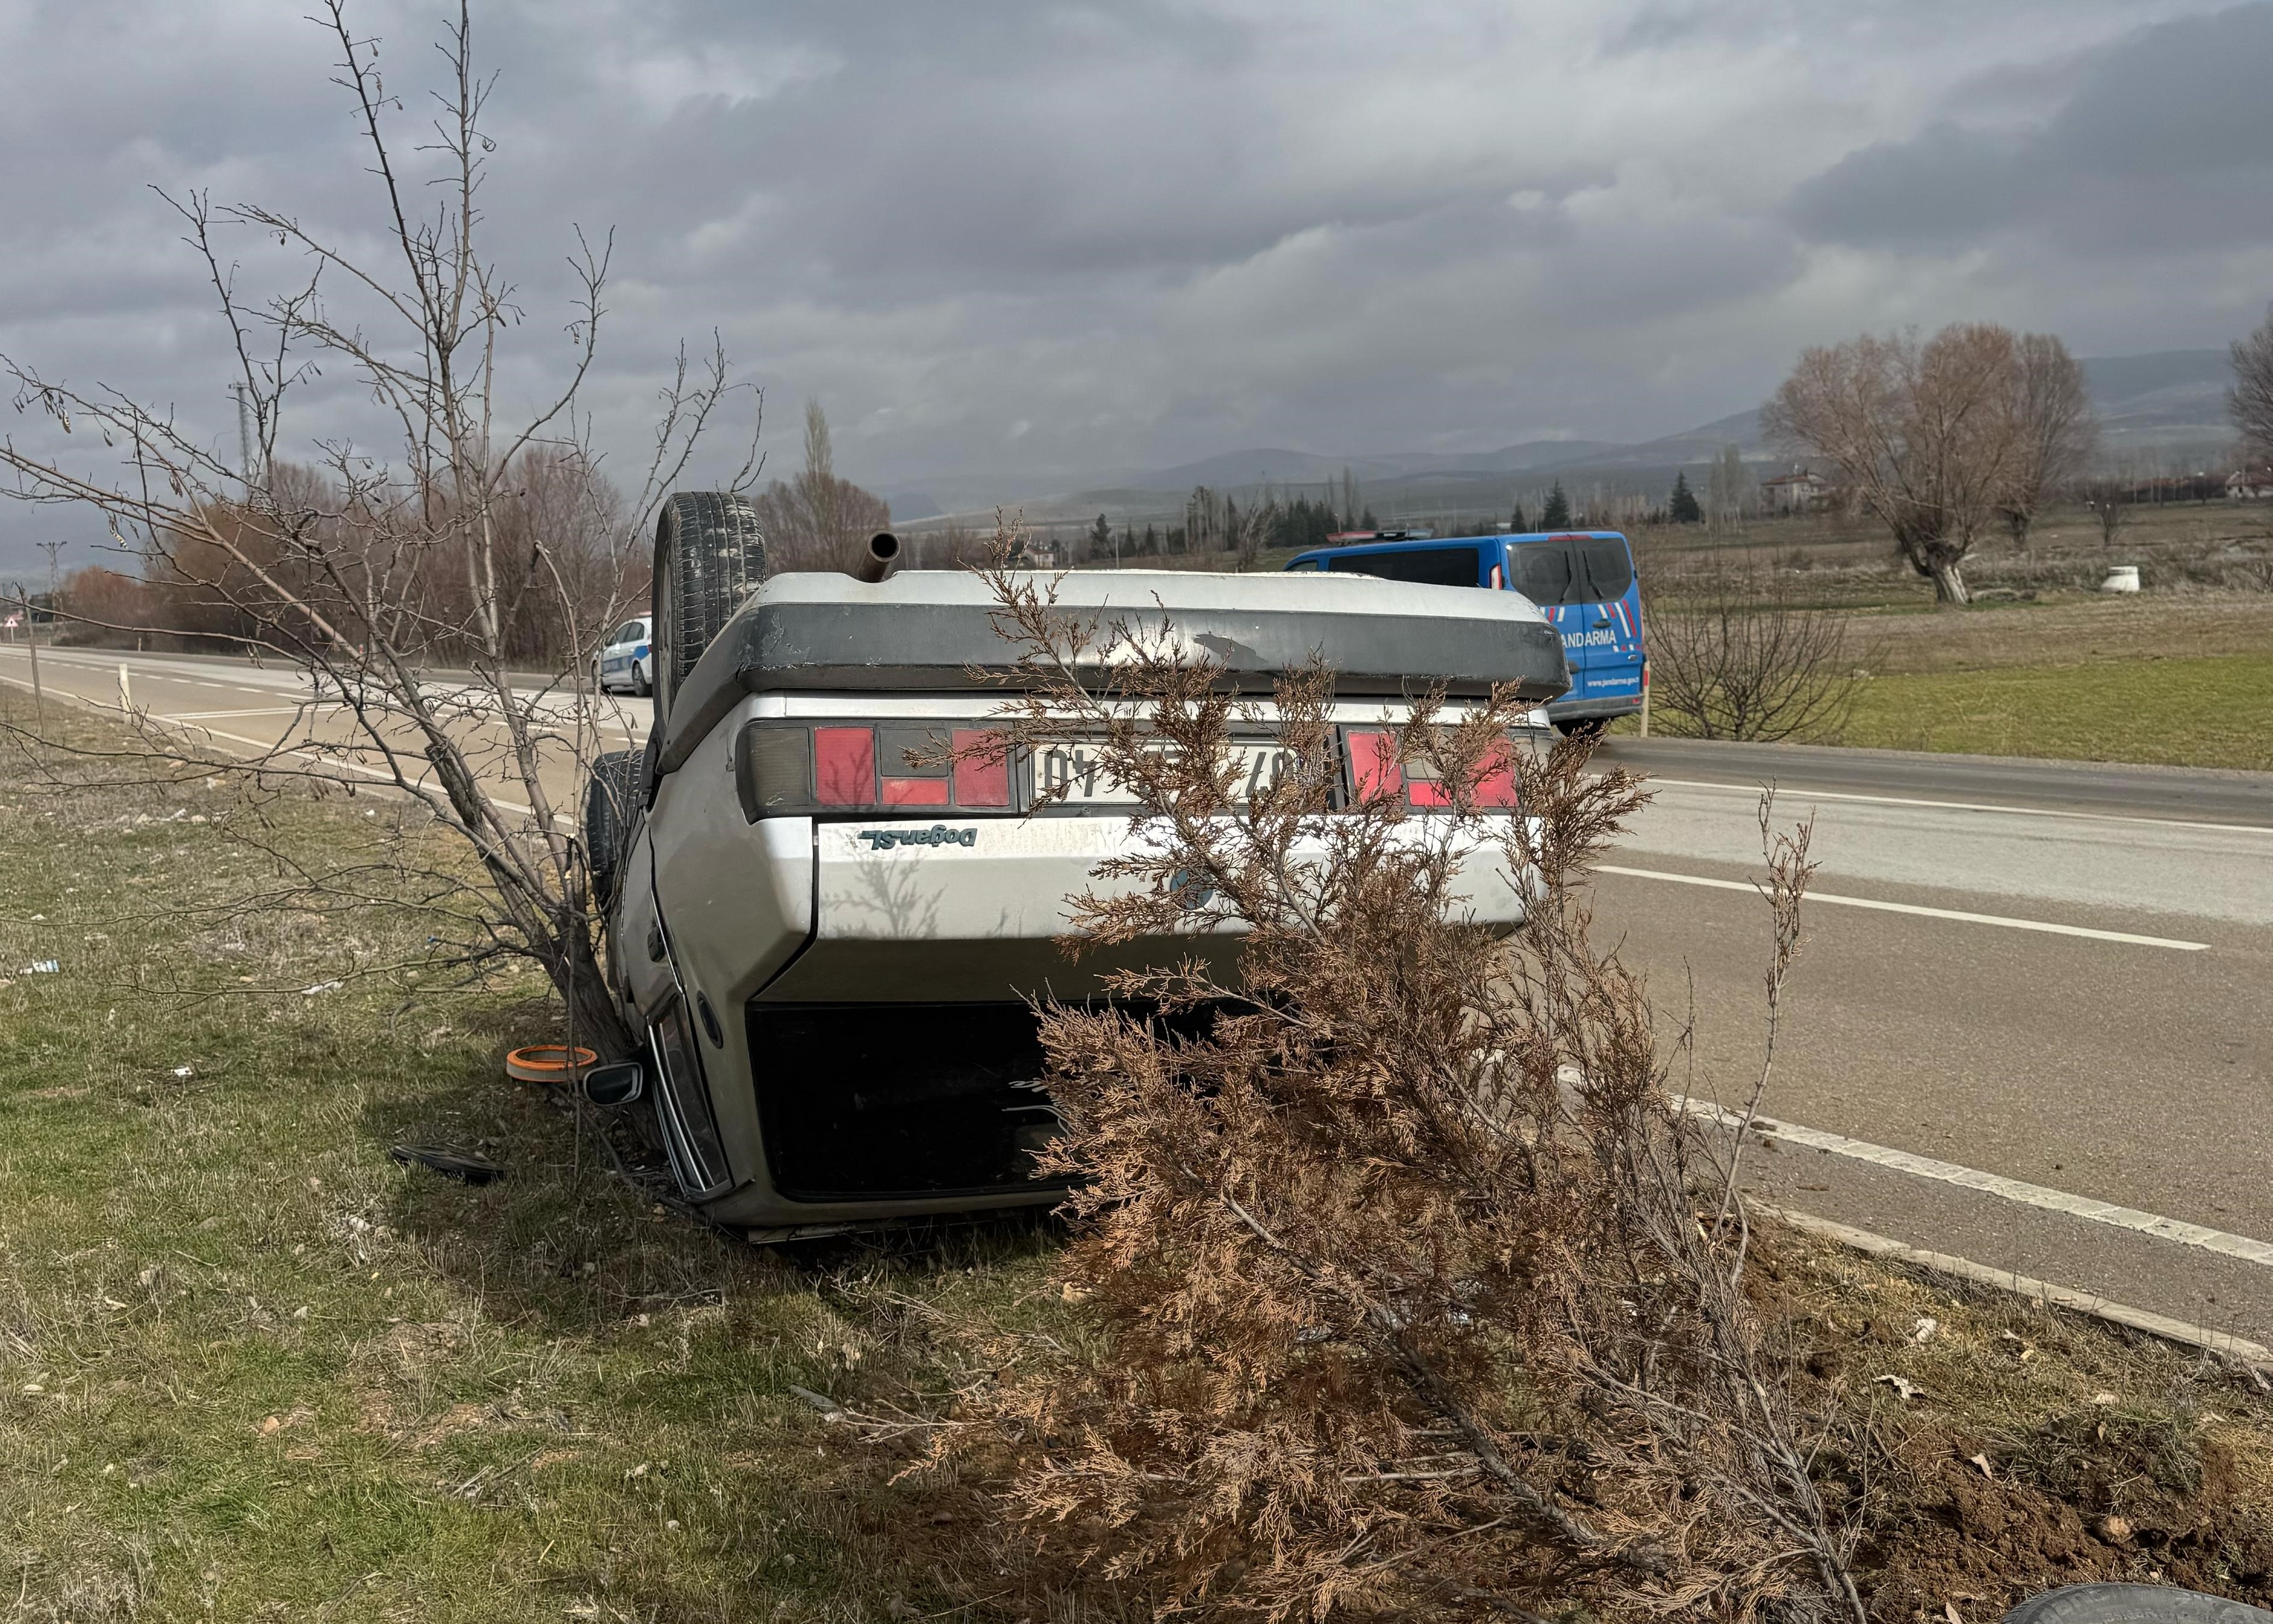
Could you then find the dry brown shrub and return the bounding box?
[917,560,1864,1620]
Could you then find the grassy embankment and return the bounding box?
[4,688,2272,1619]
[0,693,1053,1621]
[1625,527,2273,769]
[1836,595,2273,770]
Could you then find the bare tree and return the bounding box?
[747,400,891,574]
[1998,332,2098,549]
[1231,494,1281,570]
[2079,474,2133,547]
[2230,305,2273,464]
[1647,562,1868,741]
[0,1,757,1050]
[1706,442,1750,535]
[1762,323,2030,606]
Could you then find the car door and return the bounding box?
[1507,540,1594,688]
[1573,539,1641,701]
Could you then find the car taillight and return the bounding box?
[737,722,1015,821]
[814,727,875,806]
[1341,727,1518,811]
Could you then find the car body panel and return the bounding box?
[597,616,653,693]
[609,570,1569,1229]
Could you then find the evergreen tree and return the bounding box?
[1668,471,1702,524]
[1510,502,1529,533]
[1143,523,1160,555]
[1541,482,1571,528]
[1360,506,1378,529]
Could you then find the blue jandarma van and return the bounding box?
[1286,530,1644,733]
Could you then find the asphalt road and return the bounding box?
[1592,734,2273,1347]
[0,642,648,819]
[10,646,2272,1348]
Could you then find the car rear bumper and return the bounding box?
[1546,692,1643,723]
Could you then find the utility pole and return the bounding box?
[230,382,263,487]
[8,579,40,726]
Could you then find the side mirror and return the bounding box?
[579,1059,645,1106]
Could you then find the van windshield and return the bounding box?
[1511,539,1632,605]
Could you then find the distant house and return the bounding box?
[2226,470,2273,500]
[1759,468,1832,514]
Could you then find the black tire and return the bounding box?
[584,748,643,907]
[1553,717,1606,739]
[633,659,652,698]
[653,491,765,727]
[2003,1587,2273,1624]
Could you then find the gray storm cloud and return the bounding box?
[1,0,2266,568]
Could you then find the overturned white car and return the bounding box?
[583,493,1570,1233]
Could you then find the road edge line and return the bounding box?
[1759,1202,2273,1376]
[1688,1101,2273,1267]
[1600,863,2212,950]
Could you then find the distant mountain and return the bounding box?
[890,348,2242,530]
[2082,349,2231,455]
[880,490,944,522]
[1122,439,1629,494]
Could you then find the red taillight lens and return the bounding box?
[952,729,1011,807]
[881,777,950,806]
[813,727,876,806]
[1472,742,1518,809]
[1346,729,1403,802]
[1341,727,1520,811]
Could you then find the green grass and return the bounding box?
[0,694,1054,1622]
[1835,652,2273,770]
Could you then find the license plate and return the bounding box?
[1034,741,1299,806]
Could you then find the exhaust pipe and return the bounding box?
[854,531,900,583]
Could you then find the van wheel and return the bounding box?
[584,749,644,907]
[633,660,652,698]
[1553,718,1605,739]
[653,491,766,726]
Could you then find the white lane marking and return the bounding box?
[1643,774,2273,838]
[1600,863,2211,951]
[1761,1204,2273,1372]
[166,707,336,721]
[186,724,549,821]
[1688,1102,2273,1269]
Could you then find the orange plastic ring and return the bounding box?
[504,1045,598,1086]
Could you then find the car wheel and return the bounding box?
[2001,1585,2273,1624]
[1553,718,1606,739]
[652,491,766,727]
[584,748,644,908]
[633,659,652,698]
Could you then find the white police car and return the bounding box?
[593,616,653,696]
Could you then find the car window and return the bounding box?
[1579,541,1633,602]
[1325,547,1481,588]
[1511,542,1576,605]
[613,620,644,644]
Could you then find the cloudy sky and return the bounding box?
[2,0,2269,567]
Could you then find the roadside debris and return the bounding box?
[789,1386,845,1420]
[1876,1374,1922,1401]
[387,1143,505,1185]
[1911,1316,1939,1343]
